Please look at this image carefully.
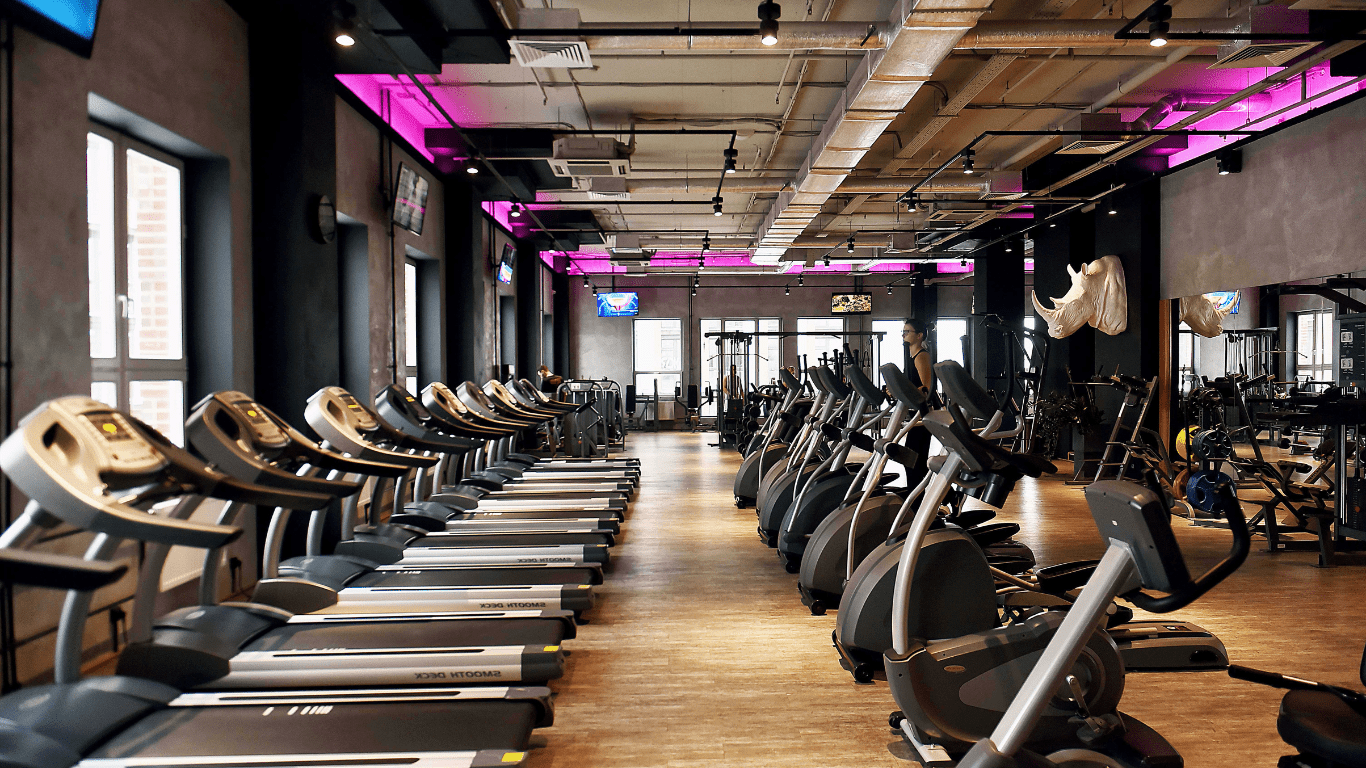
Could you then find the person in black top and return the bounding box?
[901,318,935,488]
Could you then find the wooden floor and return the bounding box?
[530,432,1366,767]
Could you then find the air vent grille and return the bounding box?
[509,40,594,69]
[1211,41,1317,69]
[1056,139,1130,155]
[926,210,987,223]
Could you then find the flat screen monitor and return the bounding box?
[831,293,872,315]
[1205,290,1240,314]
[3,0,101,57]
[392,163,429,235]
[496,243,515,284]
[597,292,639,317]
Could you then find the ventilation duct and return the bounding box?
[751,0,994,264]
[1210,7,1317,69]
[583,178,630,199]
[1055,113,1130,155]
[511,9,595,68]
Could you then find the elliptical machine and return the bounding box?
[776,365,895,572]
[756,367,848,546]
[733,369,807,507]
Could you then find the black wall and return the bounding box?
[246,9,339,425]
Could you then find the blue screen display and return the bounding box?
[596,292,639,317]
[18,0,99,39]
[1205,290,1240,314]
[497,262,513,284]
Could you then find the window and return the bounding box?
[404,259,419,392]
[797,317,845,372]
[633,319,682,400]
[87,129,187,444]
[1295,309,1334,383]
[870,319,905,385]
[1178,322,1196,395]
[935,317,970,373]
[700,318,781,417]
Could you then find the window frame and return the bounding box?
[1295,309,1335,383]
[87,124,189,441]
[632,317,684,400]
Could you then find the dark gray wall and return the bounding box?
[4,0,253,684]
[1162,93,1366,299]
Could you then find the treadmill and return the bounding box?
[186,391,603,616]
[0,397,552,767]
[305,387,614,567]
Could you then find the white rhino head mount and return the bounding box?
[1179,293,1235,338]
[1031,254,1128,339]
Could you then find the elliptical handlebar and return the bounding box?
[878,363,927,411]
[1122,478,1250,614]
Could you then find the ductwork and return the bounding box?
[578,175,1013,195]
[751,0,994,263]
[572,17,1246,53]
[955,18,1243,48]
[1125,91,1271,130]
[580,21,889,51]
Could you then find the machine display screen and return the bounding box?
[831,293,873,315]
[86,414,134,442]
[596,292,640,317]
[1205,290,1239,314]
[392,164,429,235]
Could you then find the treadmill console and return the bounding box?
[385,384,434,422]
[226,395,290,448]
[0,397,238,548]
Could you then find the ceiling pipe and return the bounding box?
[580,21,888,50]
[998,45,1197,170]
[1125,91,1271,130]
[593,177,998,194]
[955,18,1243,48]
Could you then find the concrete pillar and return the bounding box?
[970,234,1025,400]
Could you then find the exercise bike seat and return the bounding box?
[1278,690,1366,766]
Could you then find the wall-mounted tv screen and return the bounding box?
[496,243,515,284]
[3,0,102,57]
[392,163,429,235]
[1205,290,1240,314]
[597,292,639,317]
[832,293,872,315]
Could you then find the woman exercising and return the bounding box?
[901,318,935,487]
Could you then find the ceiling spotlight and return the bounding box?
[797,275,804,287]
[1005,244,1013,253]
[335,30,356,46]
[887,285,893,295]
[592,286,598,296]
[712,195,724,216]
[758,0,781,46]
[509,203,522,218]
[846,235,856,253]
[960,258,967,267]
[785,285,791,296]
[465,163,479,175]
[1049,222,1057,228]
[1215,148,1243,175]
[961,149,976,175]
[335,1,358,46]
[583,276,590,288]
[1107,202,1118,215]
[1147,3,1172,47]
[702,236,711,252]
[723,147,738,174]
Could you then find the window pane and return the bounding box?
[406,375,418,394]
[129,379,185,446]
[405,261,419,369]
[90,380,118,407]
[699,319,722,417]
[758,318,782,388]
[87,133,117,359]
[797,318,844,370]
[871,320,904,385]
[634,373,681,399]
[126,149,183,360]
[935,318,970,371]
[723,319,757,384]
[633,319,681,373]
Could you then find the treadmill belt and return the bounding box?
[349,568,593,588]
[87,701,536,757]
[412,533,607,548]
[247,618,566,651]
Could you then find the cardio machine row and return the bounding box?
[727,360,1300,768]
[0,375,639,768]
